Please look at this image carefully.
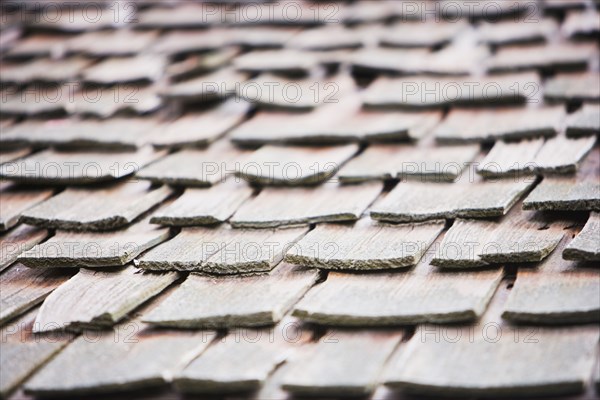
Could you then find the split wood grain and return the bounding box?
[286,218,444,270]
[231,181,383,228]
[136,226,306,273]
[21,181,171,231]
[0,310,73,398]
[0,184,53,231]
[0,146,165,185]
[293,235,503,325]
[370,178,533,222]
[23,323,217,396]
[338,143,479,183]
[174,318,311,393]
[137,140,247,187]
[281,330,403,396]
[33,267,178,332]
[363,73,539,108]
[435,106,564,143]
[1,118,161,151]
[0,263,73,326]
[563,212,600,261]
[503,235,600,324]
[150,179,253,226]
[567,104,600,137]
[18,221,169,268]
[0,225,47,271]
[237,144,358,186]
[151,99,250,148]
[384,284,600,397]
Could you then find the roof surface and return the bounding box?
[0,0,599,399]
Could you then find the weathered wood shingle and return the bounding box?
[563,212,600,261]
[0,225,47,271]
[0,184,53,231]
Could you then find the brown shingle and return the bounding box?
[18,220,169,268]
[33,267,178,332]
[0,146,165,184]
[0,184,53,231]
[0,225,47,272]
[236,144,358,186]
[142,263,319,328]
[0,263,73,325]
[230,181,383,228]
[150,179,253,226]
[286,218,444,270]
[21,181,171,231]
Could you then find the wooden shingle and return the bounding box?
[143,263,318,328]
[531,135,596,174]
[0,184,53,231]
[477,19,558,46]
[236,144,358,186]
[160,68,246,103]
[487,43,596,73]
[0,147,165,185]
[82,56,165,84]
[67,29,158,56]
[281,330,403,396]
[174,319,311,393]
[384,285,600,397]
[563,212,600,261]
[370,178,533,222]
[435,106,564,143]
[478,138,545,177]
[338,143,479,183]
[18,221,169,268]
[150,179,253,226]
[21,181,171,231]
[293,240,503,325]
[136,226,306,273]
[0,57,91,84]
[0,263,73,326]
[233,49,318,76]
[33,267,178,332]
[566,104,600,138]
[379,20,468,48]
[545,72,600,102]
[70,84,162,117]
[231,182,383,228]
[503,235,600,324]
[0,225,47,272]
[137,141,246,187]
[286,218,444,270]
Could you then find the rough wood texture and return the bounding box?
[532,135,596,174]
[66,29,158,56]
[545,72,600,102]
[71,84,162,118]
[281,331,403,396]
[137,141,247,187]
[379,20,467,47]
[1,310,73,398]
[338,143,479,183]
[286,218,444,270]
[233,49,318,76]
[0,225,47,271]
[150,179,253,226]
[230,97,442,145]
[143,263,318,328]
[160,68,246,103]
[487,43,596,73]
[432,208,565,267]
[370,178,533,222]
[24,323,216,396]
[0,147,165,185]
[523,152,600,211]
[1,118,160,151]
[478,138,545,177]
[504,235,600,324]
[231,182,383,228]
[478,18,558,45]
[151,100,249,149]
[363,73,539,108]
[288,24,365,50]
[293,236,502,325]
[18,221,169,268]
[237,144,358,186]
[0,263,73,326]
[384,285,600,397]
[0,185,53,231]
[174,319,311,393]
[82,56,165,84]
[564,212,600,261]
[567,104,600,137]
[21,181,171,231]
[0,57,90,84]
[136,226,306,273]
[435,106,564,143]
[34,267,178,332]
